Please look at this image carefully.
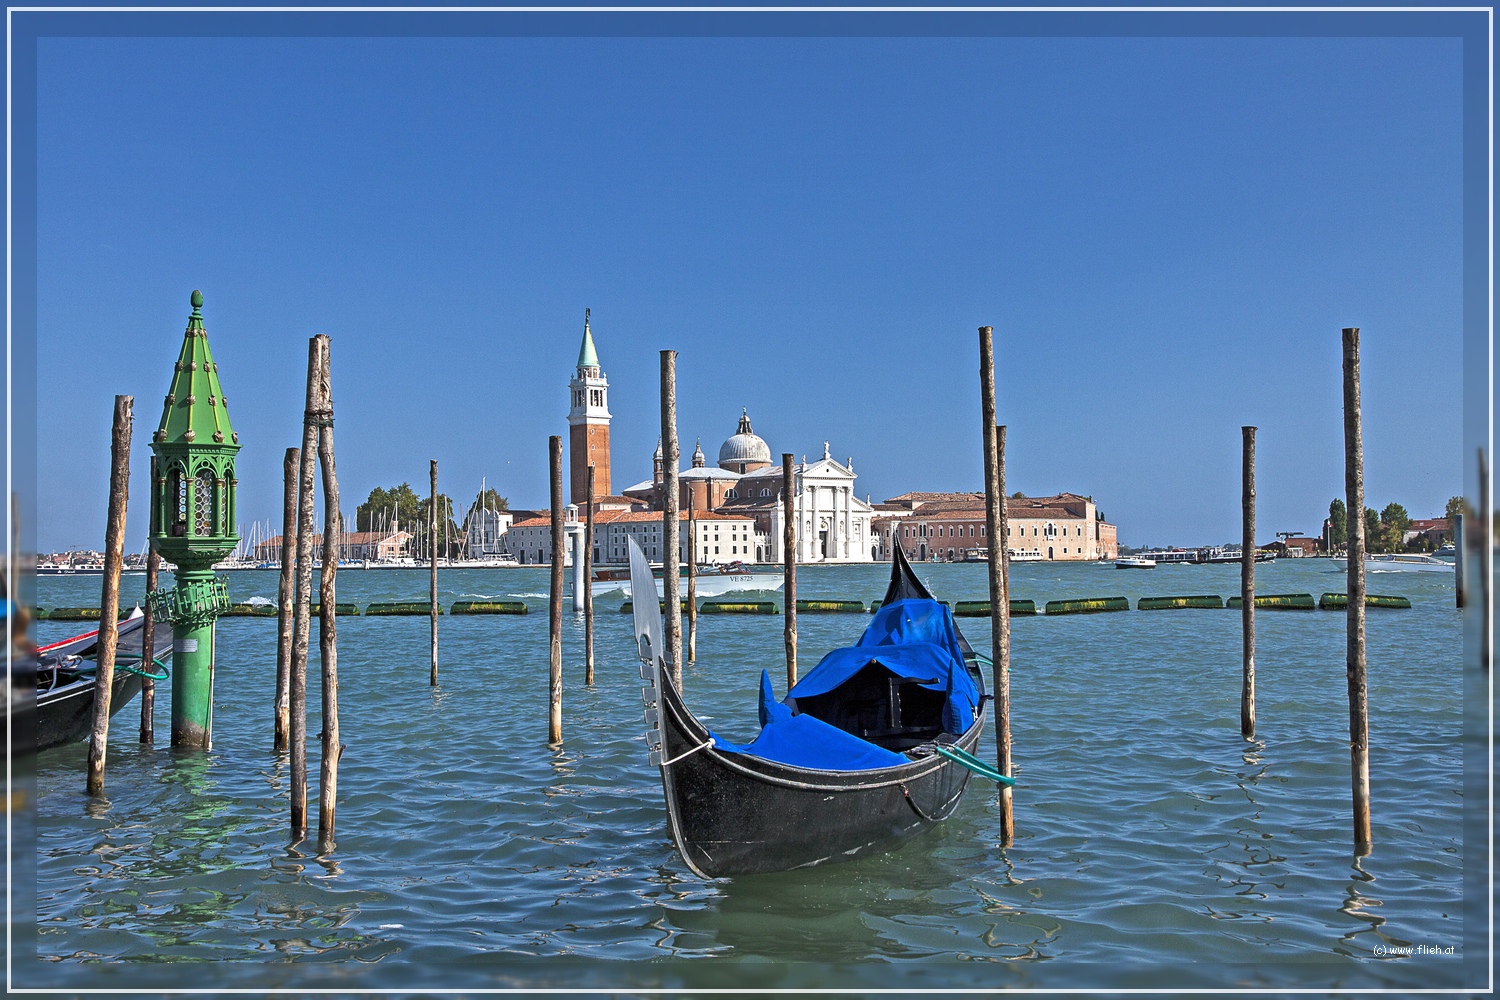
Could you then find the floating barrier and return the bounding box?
[620,600,691,613]
[311,603,362,616]
[700,601,778,615]
[44,607,127,622]
[450,600,527,615]
[33,608,48,620]
[796,599,864,613]
[1044,597,1130,615]
[223,603,277,617]
[1138,595,1224,611]
[364,601,437,616]
[1226,593,1316,611]
[1318,593,1412,610]
[953,600,1038,617]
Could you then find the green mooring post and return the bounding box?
[148,290,239,750]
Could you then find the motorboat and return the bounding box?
[1329,553,1455,574]
[1115,557,1157,569]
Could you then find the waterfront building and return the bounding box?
[567,311,611,505]
[616,413,875,564]
[465,506,514,558]
[872,491,1117,562]
[507,508,760,566]
[254,530,412,562]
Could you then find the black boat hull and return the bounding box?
[32,671,145,752]
[657,676,986,878]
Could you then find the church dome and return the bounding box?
[718,409,772,473]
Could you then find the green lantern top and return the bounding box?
[154,290,239,453]
[150,290,241,566]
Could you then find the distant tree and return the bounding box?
[1011,491,1025,499]
[1445,496,1467,521]
[473,487,509,511]
[1363,507,1382,553]
[1328,499,1347,550]
[1379,502,1412,552]
[357,483,422,532]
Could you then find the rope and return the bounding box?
[113,655,170,681]
[659,737,715,767]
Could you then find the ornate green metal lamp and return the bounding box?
[149,289,239,749]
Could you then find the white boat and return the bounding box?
[1433,543,1456,561]
[1328,553,1454,574]
[591,562,783,599]
[1115,557,1157,569]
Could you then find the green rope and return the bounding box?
[114,655,170,681]
[935,744,1016,786]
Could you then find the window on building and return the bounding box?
[727,489,736,499]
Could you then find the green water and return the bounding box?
[18,559,1480,991]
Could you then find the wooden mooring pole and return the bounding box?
[548,435,564,745]
[86,395,132,796]
[430,459,439,687]
[783,453,797,688]
[275,447,298,752]
[140,455,159,746]
[584,464,596,686]
[313,335,341,852]
[1455,511,1466,609]
[660,350,681,690]
[1479,448,1491,673]
[1341,327,1372,856]
[1241,425,1257,740]
[290,338,322,840]
[979,327,1014,845]
[687,490,697,664]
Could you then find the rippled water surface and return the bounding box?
[21,560,1477,990]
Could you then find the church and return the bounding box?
[564,316,875,564]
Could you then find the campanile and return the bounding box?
[568,309,611,504]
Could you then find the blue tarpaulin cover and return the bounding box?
[710,599,978,772]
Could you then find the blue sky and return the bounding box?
[35,33,1463,552]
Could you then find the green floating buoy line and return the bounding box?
[365,601,438,616]
[796,599,865,613]
[1045,597,1130,615]
[700,601,779,615]
[450,600,528,615]
[1318,593,1412,610]
[953,599,1038,617]
[1138,595,1224,611]
[1226,593,1317,611]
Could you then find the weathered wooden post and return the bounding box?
[85,395,132,796]
[313,334,340,852]
[782,453,797,688]
[584,464,596,686]
[1241,425,1257,740]
[275,447,297,752]
[1342,327,1372,856]
[660,350,682,689]
[1455,511,1466,609]
[429,459,439,687]
[687,490,698,664]
[148,291,239,751]
[548,435,564,744]
[1479,448,1491,673]
[139,455,159,746]
[290,337,322,840]
[979,326,1014,845]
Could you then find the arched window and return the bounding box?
[168,466,188,536]
[194,468,214,536]
[726,489,736,499]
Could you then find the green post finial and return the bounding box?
[191,289,204,314]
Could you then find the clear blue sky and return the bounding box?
[35,34,1463,552]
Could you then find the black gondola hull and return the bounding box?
[31,671,145,753]
[657,673,986,878]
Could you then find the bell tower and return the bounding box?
[568,309,611,504]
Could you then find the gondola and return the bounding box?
[630,538,1008,878]
[16,607,171,754]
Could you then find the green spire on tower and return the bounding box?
[577,308,599,369]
